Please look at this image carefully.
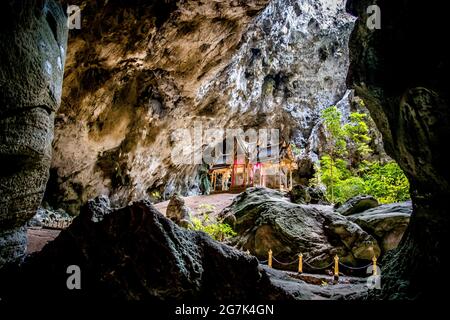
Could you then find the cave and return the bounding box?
[0,0,448,311]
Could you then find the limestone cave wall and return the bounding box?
[48,0,357,214]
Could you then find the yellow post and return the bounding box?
[334,255,339,281]
[298,254,303,274]
[268,249,273,268]
[372,256,378,276]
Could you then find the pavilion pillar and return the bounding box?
[279,166,282,191]
[262,168,265,187]
[231,164,236,188]
[289,169,293,190]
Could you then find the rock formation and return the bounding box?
[47,0,357,215]
[347,201,411,252]
[166,193,192,228]
[289,184,329,205]
[0,0,68,268]
[226,187,380,268]
[1,195,377,301]
[0,196,289,301]
[1,0,447,302]
[347,0,450,299]
[27,206,73,228]
[289,184,312,204]
[336,195,379,216]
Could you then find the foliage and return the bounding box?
[189,214,237,241]
[314,105,410,204]
[343,112,372,161]
[315,156,349,190]
[321,106,348,158]
[314,157,365,204]
[315,159,409,205]
[334,176,367,204]
[197,203,216,215]
[151,191,161,200]
[290,143,302,157]
[361,161,410,204]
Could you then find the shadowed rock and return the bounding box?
[0,196,289,301]
[347,0,450,299]
[347,201,411,252]
[290,185,329,205]
[336,195,379,216]
[166,194,192,228]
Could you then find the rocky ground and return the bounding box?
[264,266,369,300]
[1,0,449,302]
[20,187,410,302]
[26,189,411,261]
[4,194,377,302]
[26,192,238,254]
[27,228,61,254]
[223,188,411,269]
[154,193,237,217]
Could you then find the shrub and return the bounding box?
[189,214,236,241]
[334,176,366,204]
[197,203,216,215]
[361,161,410,204]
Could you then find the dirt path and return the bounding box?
[154,192,237,217]
[27,193,238,254]
[27,228,61,254]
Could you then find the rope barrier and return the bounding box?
[303,260,334,270]
[272,257,298,266]
[258,249,380,278]
[258,259,268,264]
[338,262,374,270]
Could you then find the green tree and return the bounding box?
[315,105,410,204]
[343,112,372,165]
[321,106,348,202]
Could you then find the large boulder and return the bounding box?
[165,194,192,228]
[336,195,379,216]
[347,201,412,252]
[227,187,380,268]
[0,196,288,302]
